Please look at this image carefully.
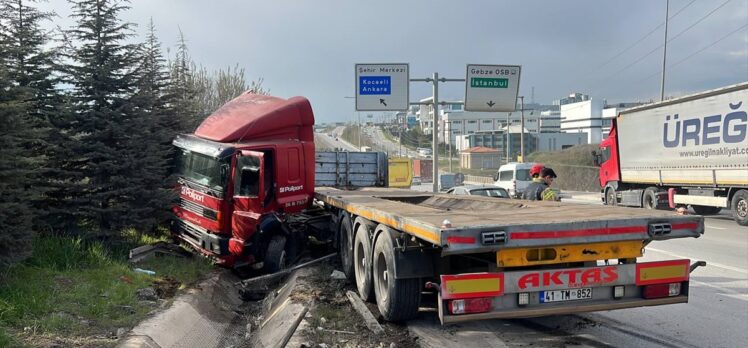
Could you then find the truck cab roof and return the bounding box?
[194,92,314,144]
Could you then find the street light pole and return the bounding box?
[432,72,440,193]
[660,0,669,101]
[519,96,525,163]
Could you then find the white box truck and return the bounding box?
[594,82,748,225]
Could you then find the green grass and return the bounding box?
[0,232,213,345]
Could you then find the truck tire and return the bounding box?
[353,224,374,302]
[264,235,287,273]
[691,205,722,216]
[643,187,662,210]
[605,187,617,206]
[372,230,420,322]
[339,214,355,281]
[731,190,748,226]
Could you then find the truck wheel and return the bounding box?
[264,235,287,273]
[732,190,748,226]
[643,187,661,210]
[605,187,617,206]
[691,205,722,216]
[339,214,355,280]
[353,224,374,302]
[372,231,420,322]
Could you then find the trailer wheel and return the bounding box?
[264,235,287,273]
[353,224,374,302]
[339,214,355,280]
[691,205,722,216]
[731,190,748,226]
[372,231,420,322]
[605,187,617,206]
[643,187,662,210]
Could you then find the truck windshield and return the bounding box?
[175,149,228,191]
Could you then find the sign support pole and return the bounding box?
[432,72,440,193]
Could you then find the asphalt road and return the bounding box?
[314,128,358,151]
[406,186,748,347]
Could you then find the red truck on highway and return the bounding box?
[172,92,706,324]
[594,82,748,225]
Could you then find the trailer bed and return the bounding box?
[315,187,704,255]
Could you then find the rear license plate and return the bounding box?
[540,288,592,303]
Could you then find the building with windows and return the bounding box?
[456,128,588,162]
[460,146,502,169]
[559,94,646,144]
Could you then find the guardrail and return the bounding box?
[463,174,494,184]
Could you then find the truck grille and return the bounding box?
[176,220,206,242]
[482,231,507,245]
[179,199,218,220]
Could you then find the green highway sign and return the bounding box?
[470,77,509,88]
[465,64,521,112]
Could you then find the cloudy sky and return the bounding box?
[44,0,748,123]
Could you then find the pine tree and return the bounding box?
[168,29,201,132]
[129,19,177,233]
[63,0,140,234]
[0,0,67,234]
[0,19,33,266]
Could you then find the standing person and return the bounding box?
[522,167,559,201]
[529,163,544,182]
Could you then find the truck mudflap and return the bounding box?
[436,259,706,324]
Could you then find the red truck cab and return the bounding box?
[596,121,621,204]
[171,93,315,269]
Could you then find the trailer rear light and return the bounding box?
[642,283,681,299]
[518,292,529,306]
[481,231,506,245]
[613,285,625,299]
[448,297,492,314]
[648,223,672,236]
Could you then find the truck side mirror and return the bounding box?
[591,151,601,167]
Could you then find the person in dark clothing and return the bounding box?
[522,167,559,201]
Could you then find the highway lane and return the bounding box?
[314,129,358,151]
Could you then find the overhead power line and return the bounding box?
[640,23,748,82]
[598,0,733,83]
[596,0,697,70]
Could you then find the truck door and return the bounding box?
[231,150,266,244]
[598,124,620,187]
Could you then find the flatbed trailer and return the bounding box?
[316,187,705,324]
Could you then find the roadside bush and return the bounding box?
[528,144,601,192]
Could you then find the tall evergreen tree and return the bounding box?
[0,18,33,266]
[0,0,66,233]
[129,19,177,233]
[167,30,201,132]
[63,0,140,234]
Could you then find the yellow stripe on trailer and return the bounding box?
[447,278,500,295]
[497,240,644,267]
[636,259,690,285]
[440,273,504,299]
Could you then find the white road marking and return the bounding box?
[646,247,748,274]
[705,224,727,230]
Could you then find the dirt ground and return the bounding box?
[294,261,420,348]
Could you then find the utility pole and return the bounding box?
[432,72,440,193]
[660,0,669,101]
[505,113,510,163]
[519,96,525,162]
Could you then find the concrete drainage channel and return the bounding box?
[117,257,419,348]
